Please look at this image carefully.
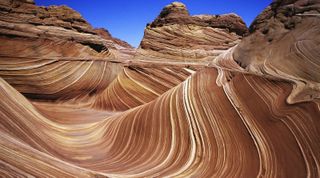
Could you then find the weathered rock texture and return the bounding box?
[136,2,248,61]
[0,0,134,100]
[0,0,134,53]
[0,0,319,177]
[212,0,320,104]
[94,28,133,49]
[0,0,110,53]
[94,28,136,59]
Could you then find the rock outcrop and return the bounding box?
[0,0,319,177]
[135,2,248,61]
[212,0,320,104]
[0,0,134,100]
[0,0,134,56]
[94,28,133,49]
[0,63,319,177]
[94,28,136,59]
[0,0,111,53]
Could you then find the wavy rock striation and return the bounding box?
[0,67,319,177]
[0,0,110,53]
[94,28,136,60]
[0,0,135,100]
[93,66,195,111]
[212,0,320,104]
[0,37,124,100]
[0,0,319,177]
[136,2,248,61]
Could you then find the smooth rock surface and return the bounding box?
[0,1,319,177]
[212,0,320,104]
[135,2,248,61]
[0,0,134,100]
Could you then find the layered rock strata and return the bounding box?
[212,0,320,104]
[0,0,319,177]
[0,66,319,177]
[135,2,248,61]
[0,0,134,100]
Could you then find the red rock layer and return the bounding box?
[136,2,248,61]
[94,28,136,60]
[0,0,112,53]
[212,0,320,104]
[94,28,133,49]
[93,66,195,111]
[0,0,319,177]
[0,0,136,100]
[0,67,319,177]
[0,37,123,100]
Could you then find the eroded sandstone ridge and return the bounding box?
[212,0,320,104]
[0,0,134,100]
[136,2,248,61]
[0,0,319,177]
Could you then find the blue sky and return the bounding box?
[35,0,272,47]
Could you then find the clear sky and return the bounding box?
[35,0,272,47]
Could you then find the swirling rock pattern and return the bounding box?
[0,38,122,100]
[0,0,132,53]
[213,0,320,104]
[93,66,195,111]
[0,67,319,177]
[135,2,248,61]
[0,0,319,177]
[0,0,134,100]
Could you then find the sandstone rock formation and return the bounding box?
[0,0,133,100]
[0,0,319,177]
[92,66,195,111]
[94,28,136,60]
[212,0,320,104]
[135,2,248,61]
[0,0,111,53]
[94,28,133,49]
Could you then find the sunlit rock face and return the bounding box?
[0,0,319,177]
[136,2,248,61]
[92,66,195,111]
[212,0,320,104]
[0,0,134,100]
[0,0,113,53]
[93,28,136,60]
